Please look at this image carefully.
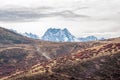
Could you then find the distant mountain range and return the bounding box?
[10,28,105,42]
[10,29,39,39]
[78,36,105,42]
[23,32,39,39]
[78,36,97,42]
[41,28,104,42]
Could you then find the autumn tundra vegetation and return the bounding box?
[0,27,120,80]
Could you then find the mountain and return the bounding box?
[42,28,104,42]
[0,27,32,44]
[23,32,39,39]
[79,36,98,42]
[42,28,77,42]
[78,36,105,42]
[9,29,39,39]
[10,28,105,42]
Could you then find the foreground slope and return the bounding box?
[0,27,48,78]
[5,38,120,80]
[9,51,120,80]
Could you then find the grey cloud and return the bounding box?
[0,7,54,22]
[0,7,89,22]
[0,10,40,22]
[52,10,89,18]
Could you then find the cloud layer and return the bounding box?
[0,0,120,22]
[0,6,89,22]
[0,0,119,38]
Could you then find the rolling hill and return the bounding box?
[0,27,120,80]
[0,27,33,44]
[2,38,120,79]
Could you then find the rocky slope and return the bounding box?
[3,38,120,80]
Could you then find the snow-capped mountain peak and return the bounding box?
[42,28,77,42]
[78,36,98,42]
[23,32,39,39]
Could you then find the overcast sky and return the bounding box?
[0,0,120,38]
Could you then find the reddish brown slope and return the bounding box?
[5,38,120,80]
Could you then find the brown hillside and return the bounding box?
[0,27,33,44]
[5,38,120,80]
